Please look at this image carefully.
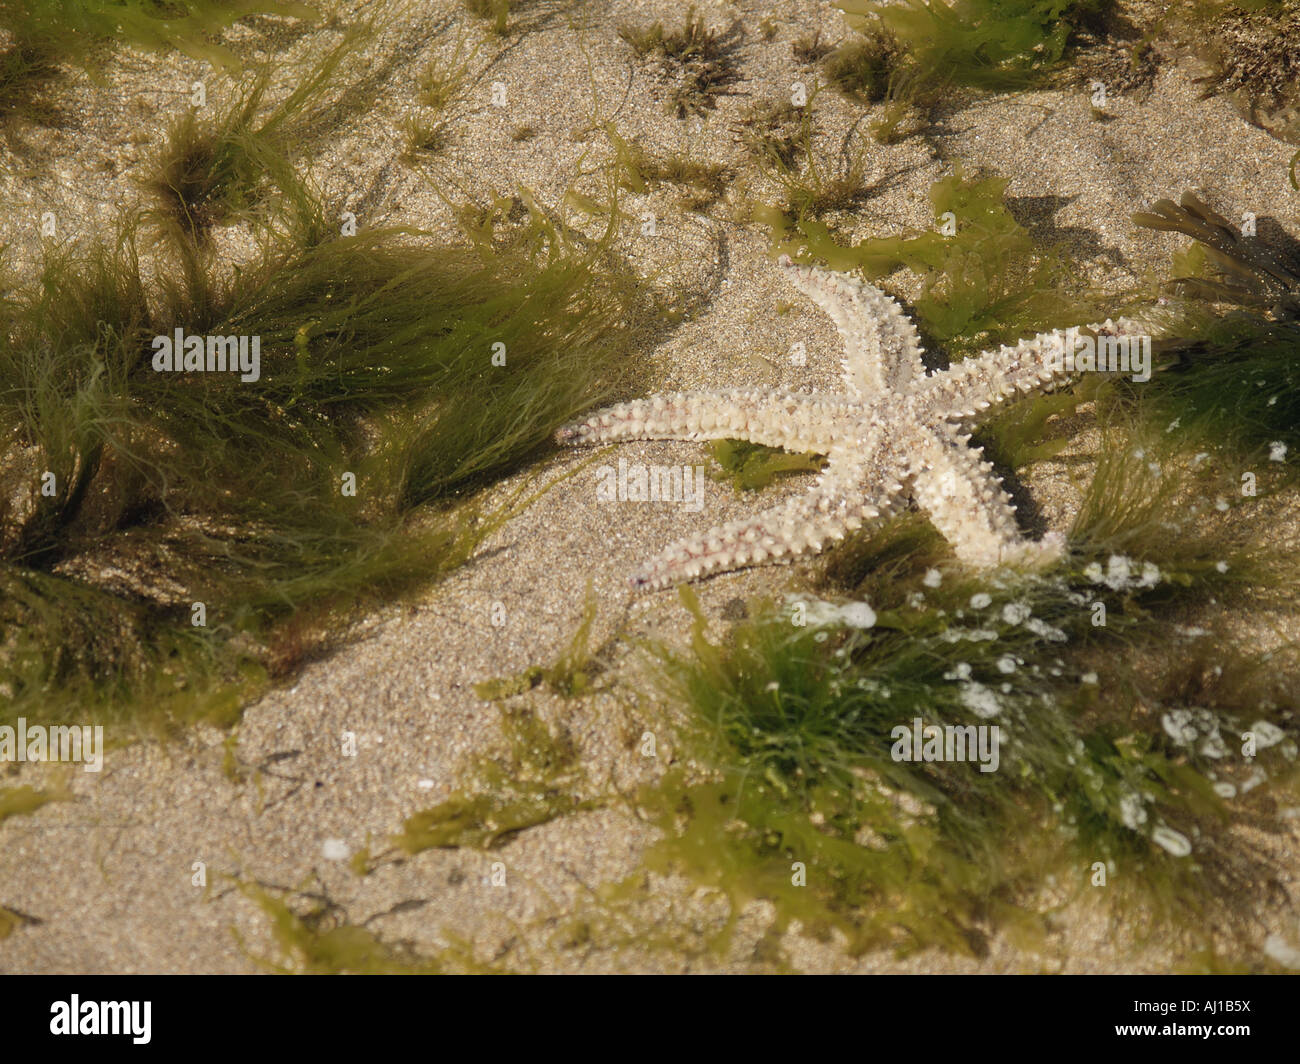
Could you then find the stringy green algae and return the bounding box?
[639,444,1298,961]
[0,185,645,735]
[388,705,602,856]
[759,167,1107,357]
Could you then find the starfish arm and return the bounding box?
[922,318,1151,422]
[555,389,852,453]
[907,425,1062,568]
[629,465,901,589]
[780,258,927,397]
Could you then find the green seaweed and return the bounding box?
[143,27,372,243]
[822,32,899,103]
[761,167,1103,356]
[0,783,67,823]
[617,5,743,118]
[708,439,826,492]
[400,29,481,164]
[607,126,734,212]
[0,186,645,733]
[474,587,603,700]
[392,705,600,854]
[1116,312,1300,467]
[1129,192,1300,462]
[463,0,512,35]
[791,31,834,66]
[734,95,808,171]
[816,0,1121,141]
[394,784,586,852]
[0,0,317,131]
[740,90,896,224]
[400,111,453,161]
[236,881,497,973]
[834,0,1112,92]
[642,461,1297,959]
[977,381,1098,471]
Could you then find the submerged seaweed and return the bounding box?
[1129,191,1300,462]
[643,435,1298,961]
[0,0,317,134]
[0,191,644,731]
[617,5,744,118]
[835,0,1112,90]
[760,167,1105,356]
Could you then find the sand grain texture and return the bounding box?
[2,0,1298,973]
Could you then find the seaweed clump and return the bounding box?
[761,167,1102,357]
[641,436,1298,962]
[143,30,373,243]
[734,96,808,170]
[617,5,744,118]
[473,588,606,700]
[0,0,316,127]
[1129,191,1300,462]
[607,127,734,212]
[463,0,513,35]
[235,880,499,973]
[0,191,642,733]
[834,0,1112,90]
[708,439,826,492]
[387,706,599,856]
[741,94,893,226]
[1180,1,1300,143]
[822,32,899,103]
[820,0,1116,140]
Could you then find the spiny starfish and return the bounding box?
[557,258,1147,590]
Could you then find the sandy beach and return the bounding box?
[2,0,1299,974]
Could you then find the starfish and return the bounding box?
[556,258,1148,590]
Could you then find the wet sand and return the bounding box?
[1,0,1298,973]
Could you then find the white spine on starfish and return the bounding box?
[925,317,1150,425]
[555,389,854,453]
[904,423,1056,568]
[779,256,927,396]
[629,465,900,590]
